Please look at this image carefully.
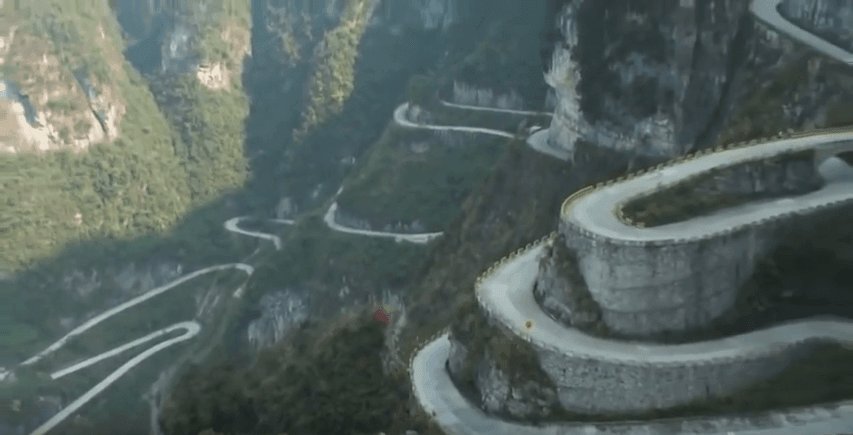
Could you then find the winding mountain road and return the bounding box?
[411,242,853,434]
[751,0,853,65]
[30,322,201,435]
[323,201,443,244]
[394,103,517,139]
[410,1,853,433]
[481,244,853,364]
[439,100,552,117]
[413,334,853,435]
[526,127,571,161]
[48,323,198,381]
[567,131,853,242]
[225,217,291,250]
[326,102,552,243]
[21,263,253,367]
[20,216,284,434]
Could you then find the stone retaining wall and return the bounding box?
[555,127,853,336]
[471,239,848,416]
[533,338,814,415]
[559,219,777,335]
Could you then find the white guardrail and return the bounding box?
[559,126,853,246]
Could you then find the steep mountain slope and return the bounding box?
[3,0,851,434]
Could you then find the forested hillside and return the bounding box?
[5,0,850,434]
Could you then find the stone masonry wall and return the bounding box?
[554,147,830,337]
[533,337,817,415]
[466,235,847,417]
[560,220,777,336]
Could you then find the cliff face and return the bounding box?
[545,0,753,159]
[0,2,131,152]
[543,0,853,161]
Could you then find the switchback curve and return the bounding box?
[393,103,517,139]
[323,201,443,244]
[409,1,853,432]
[29,322,201,435]
[21,217,266,434]
[225,216,293,250]
[412,333,853,435]
[21,263,253,367]
[564,130,853,243]
[751,0,853,65]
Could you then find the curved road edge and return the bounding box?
[21,263,254,367]
[30,322,201,435]
[393,103,517,139]
[750,0,853,65]
[479,242,853,363]
[49,323,195,380]
[323,202,443,244]
[412,334,853,435]
[224,216,292,250]
[565,130,853,243]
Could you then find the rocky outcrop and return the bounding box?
[247,290,309,351]
[447,330,559,420]
[540,0,853,161]
[114,0,251,89]
[451,81,526,110]
[533,239,603,331]
[543,0,755,160]
[0,24,125,152]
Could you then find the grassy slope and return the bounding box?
[245,215,424,304]
[0,1,192,272]
[333,0,552,233]
[337,125,506,231]
[399,143,575,356]
[720,54,853,143]
[0,0,256,364]
[161,310,439,435]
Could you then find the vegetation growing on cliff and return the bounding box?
[0,0,258,269]
[337,125,506,231]
[721,54,853,143]
[160,311,435,435]
[294,0,374,141]
[152,74,249,202]
[622,149,821,227]
[450,297,560,415]
[398,143,575,359]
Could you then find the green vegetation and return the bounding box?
[337,125,506,231]
[0,0,194,273]
[294,0,373,141]
[720,55,853,143]
[442,1,551,107]
[151,74,249,203]
[825,99,853,128]
[398,143,575,360]
[450,297,559,414]
[622,150,820,227]
[0,0,254,361]
[244,215,423,305]
[161,311,435,435]
[55,344,189,435]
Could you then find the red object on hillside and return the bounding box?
[373,307,390,325]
